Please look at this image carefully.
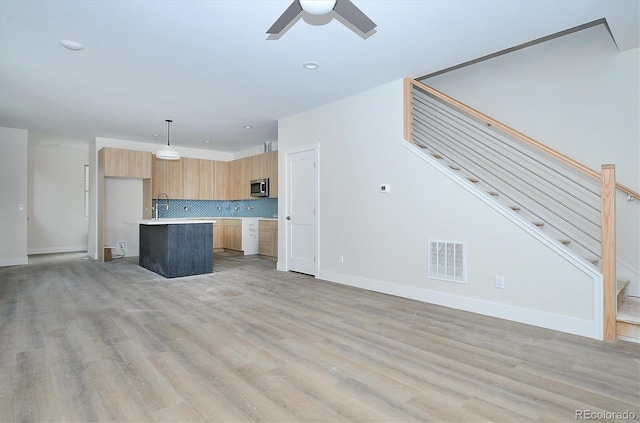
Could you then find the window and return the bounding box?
[84,165,89,219]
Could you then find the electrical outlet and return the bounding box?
[338,254,344,264]
[117,241,127,251]
[495,275,505,289]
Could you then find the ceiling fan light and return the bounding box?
[299,0,336,15]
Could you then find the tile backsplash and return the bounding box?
[155,198,277,219]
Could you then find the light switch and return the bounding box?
[380,184,390,193]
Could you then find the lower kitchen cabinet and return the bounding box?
[258,220,278,258]
[219,218,259,254]
[222,219,242,251]
[213,220,223,250]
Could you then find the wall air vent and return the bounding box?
[429,240,466,283]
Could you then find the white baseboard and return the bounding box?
[27,245,87,255]
[0,256,28,267]
[319,269,597,340]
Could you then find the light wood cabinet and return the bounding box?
[129,150,152,179]
[151,152,276,200]
[213,220,223,250]
[103,148,151,179]
[153,157,229,200]
[258,220,278,258]
[199,159,214,200]
[183,158,217,200]
[182,157,200,200]
[226,152,278,200]
[166,160,184,199]
[227,159,244,200]
[152,156,184,199]
[249,154,266,182]
[265,151,278,198]
[213,161,228,200]
[222,219,242,251]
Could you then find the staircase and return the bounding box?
[617,279,640,342]
[403,78,640,342]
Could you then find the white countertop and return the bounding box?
[139,219,217,225]
[139,217,277,225]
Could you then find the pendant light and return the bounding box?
[300,0,336,15]
[156,119,180,160]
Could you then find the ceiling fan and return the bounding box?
[267,0,376,36]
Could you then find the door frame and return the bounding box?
[278,143,320,277]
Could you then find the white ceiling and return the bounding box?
[1,1,638,153]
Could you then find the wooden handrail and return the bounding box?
[406,78,640,200]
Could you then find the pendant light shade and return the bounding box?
[156,119,180,160]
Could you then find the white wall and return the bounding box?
[279,80,601,338]
[0,127,28,266]
[27,145,88,254]
[427,25,639,190]
[425,24,640,295]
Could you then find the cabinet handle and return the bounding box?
[286,216,291,220]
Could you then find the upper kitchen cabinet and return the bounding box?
[182,157,201,200]
[213,161,228,200]
[102,148,152,179]
[227,152,278,200]
[265,151,278,198]
[151,151,276,200]
[227,158,248,200]
[199,159,215,200]
[152,155,183,199]
[184,158,235,200]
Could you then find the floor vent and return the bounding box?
[429,241,466,283]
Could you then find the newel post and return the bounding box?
[601,164,616,341]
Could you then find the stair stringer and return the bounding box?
[404,140,605,340]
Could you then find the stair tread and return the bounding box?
[487,191,499,196]
[448,164,461,170]
[533,221,545,227]
[467,177,480,183]
[617,297,640,325]
[509,205,521,211]
[559,239,571,245]
[585,257,599,265]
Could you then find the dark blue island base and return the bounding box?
[139,222,213,278]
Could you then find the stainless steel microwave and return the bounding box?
[250,178,270,197]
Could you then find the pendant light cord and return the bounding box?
[166,119,172,147]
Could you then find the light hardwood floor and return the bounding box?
[1,252,638,422]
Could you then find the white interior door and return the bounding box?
[285,147,317,276]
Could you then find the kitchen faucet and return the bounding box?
[154,193,169,220]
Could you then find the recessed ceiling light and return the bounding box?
[303,62,319,70]
[60,40,84,51]
[151,133,161,137]
[243,125,253,129]
[204,140,211,144]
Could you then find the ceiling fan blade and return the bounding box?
[267,1,304,34]
[333,0,376,33]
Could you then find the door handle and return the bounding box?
[286,216,291,220]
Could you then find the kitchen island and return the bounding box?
[139,219,215,278]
